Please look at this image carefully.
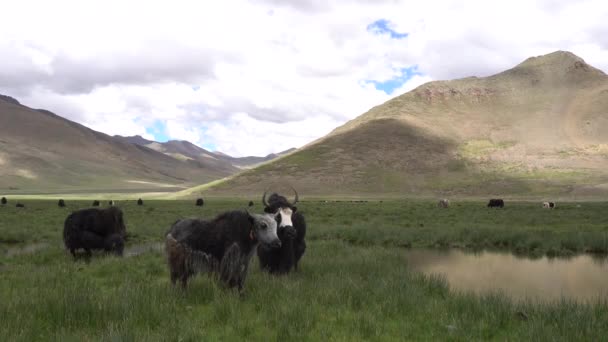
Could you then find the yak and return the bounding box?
[438,199,450,208]
[16,203,25,208]
[137,198,143,206]
[58,199,66,207]
[92,200,100,207]
[165,210,281,291]
[542,202,556,209]
[248,200,254,207]
[108,200,115,206]
[257,188,307,274]
[195,198,204,207]
[63,206,127,258]
[1,197,6,205]
[487,199,505,208]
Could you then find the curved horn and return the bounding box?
[290,186,299,205]
[262,190,269,207]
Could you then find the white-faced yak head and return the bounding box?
[262,187,299,239]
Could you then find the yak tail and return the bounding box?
[165,234,218,276]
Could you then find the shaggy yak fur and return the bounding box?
[195,198,204,206]
[92,200,100,207]
[1,197,6,205]
[487,199,505,208]
[165,210,281,291]
[58,199,66,207]
[137,198,143,206]
[258,189,307,275]
[63,207,127,258]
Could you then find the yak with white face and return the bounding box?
[258,188,307,274]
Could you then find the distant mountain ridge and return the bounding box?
[198,51,608,198]
[0,96,293,194]
[116,135,295,169]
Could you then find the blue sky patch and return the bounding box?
[367,19,408,39]
[366,65,422,95]
[145,120,170,142]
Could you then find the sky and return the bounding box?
[0,0,607,157]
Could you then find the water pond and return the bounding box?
[405,249,608,303]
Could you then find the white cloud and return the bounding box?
[0,0,607,156]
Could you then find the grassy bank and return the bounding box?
[1,199,608,340]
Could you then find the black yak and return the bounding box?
[108,200,115,206]
[16,203,25,208]
[438,199,450,208]
[257,188,307,274]
[137,198,143,206]
[165,210,281,291]
[195,198,204,206]
[1,197,6,205]
[248,200,254,207]
[487,199,505,208]
[63,207,126,258]
[92,200,100,207]
[58,199,66,207]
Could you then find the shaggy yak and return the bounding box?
[16,203,25,208]
[92,200,100,207]
[108,200,115,206]
[195,198,204,207]
[137,198,143,206]
[438,199,450,208]
[257,188,307,274]
[248,200,254,207]
[165,210,281,291]
[63,207,127,258]
[58,199,66,207]
[487,199,505,208]
[1,197,6,205]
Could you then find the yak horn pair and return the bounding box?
[262,186,299,207]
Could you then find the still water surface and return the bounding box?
[405,249,608,303]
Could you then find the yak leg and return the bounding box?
[219,243,245,290]
[294,240,306,271]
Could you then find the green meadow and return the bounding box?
[1,199,607,340]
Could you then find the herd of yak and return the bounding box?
[1,194,558,292]
[0,191,306,292]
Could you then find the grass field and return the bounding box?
[1,199,608,340]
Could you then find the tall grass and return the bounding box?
[1,199,607,340]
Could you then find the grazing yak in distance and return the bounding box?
[58,199,66,207]
[487,199,505,208]
[16,203,25,208]
[165,210,281,291]
[542,202,556,209]
[257,188,307,274]
[108,200,115,206]
[195,198,204,207]
[63,207,127,258]
[92,200,100,207]
[137,198,143,206]
[438,199,450,208]
[248,200,254,207]
[1,197,6,205]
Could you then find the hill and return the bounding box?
[0,97,233,194]
[116,135,295,169]
[198,51,608,198]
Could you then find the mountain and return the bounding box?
[117,135,296,169]
[196,51,608,198]
[0,98,234,194]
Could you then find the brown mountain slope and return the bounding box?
[0,97,232,194]
[198,51,608,198]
